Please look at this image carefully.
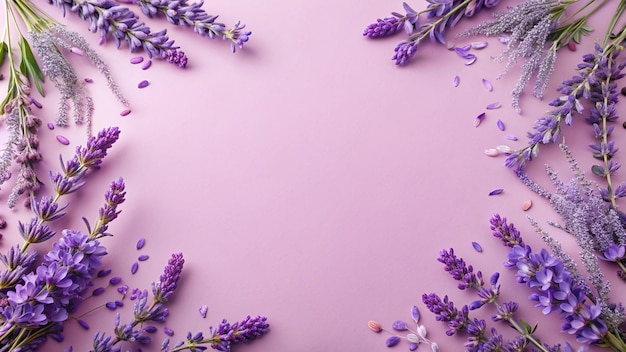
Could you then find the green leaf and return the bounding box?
[0,42,7,69]
[18,36,45,96]
[519,319,532,334]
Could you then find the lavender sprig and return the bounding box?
[516,145,626,280]
[367,306,439,351]
[47,0,183,62]
[364,0,501,65]
[492,215,626,350]
[135,0,251,53]
[392,0,500,65]
[434,248,554,352]
[0,170,125,351]
[162,315,270,352]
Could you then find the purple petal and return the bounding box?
[386,336,401,347]
[138,254,150,261]
[474,112,486,127]
[56,135,70,145]
[486,102,501,109]
[392,320,409,331]
[77,319,90,330]
[131,262,139,274]
[138,80,150,89]
[465,55,477,65]
[453,75,460,87]
[130,56,144,64]
[482,78,493,92]
[505,134,518,141]
[136,238,146,250]
[454,47,471,59]
[497,119,505,131]
[489,188,504,196]
[411,305,420,323]
[472,241,483,253]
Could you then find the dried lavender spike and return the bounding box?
[138,80,150,89]
[489,188,504,196]
[486,102,501,109]
[56,135,70,145]
[136,237,146,249]
[453,75,460,87]
[497,119,505,131]
[130,56,144,64]
[482,78,493,92]
[471,241,483,252]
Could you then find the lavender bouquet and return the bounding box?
[0,127,270,351]
[0,0,251,207]
[366,0,626,351]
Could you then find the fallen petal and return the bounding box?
[465,55,477,65]
[392,320,408,331]
[483,78,493,92]
[453,75,460,87]
[368,320,382,333]
[386,336,401,347]
[489,188,504,196]
[471,41,488,49]
[497,119,505,131]
[486,102,501,110]
[472,241,483,253]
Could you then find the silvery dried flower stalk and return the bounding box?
[516,144,626,283]
[462,0,570,112]
[491,215,626,351]
[1,0,128,205]
[135,0,251,53]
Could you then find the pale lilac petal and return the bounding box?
[471,41,488,49]
[489,188,504,196]
[483,79,493,92]
[486,102,501,109]
[497,119,505,131]
[453,75,460,87]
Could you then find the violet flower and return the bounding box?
[492,215,626,350]
[162,315,270,352]
[136,0,251,53]
[47,0,181,62]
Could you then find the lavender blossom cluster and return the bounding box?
[363,0,501,65]
[136,0,251,53]
[0,127,125,351]
[407,214,626,351]
[507,44,626,177]
[47,0,252,65]
[516,144,626,282]
[490,214,626,350]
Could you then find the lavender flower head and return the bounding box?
[209,315,270,352]
[154,252,184,302]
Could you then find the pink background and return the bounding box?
[1,0,625,351]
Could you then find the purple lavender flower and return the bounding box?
[90,177,126,238]
[154,252,184,302]
[490,214,525,248]
[438,248,484,290]
[163,49,188,68]
[208,315,270,351]
[363,17,404,38]
[136,0,251,53]
[47,0,180,61]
